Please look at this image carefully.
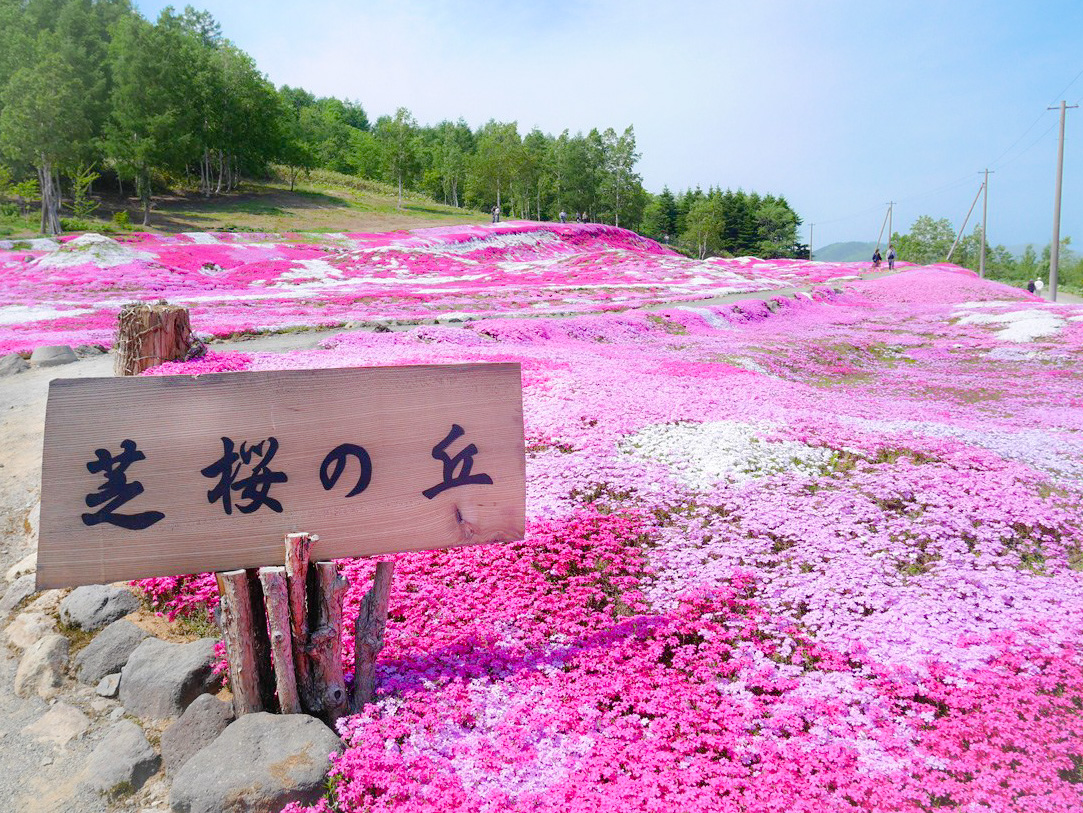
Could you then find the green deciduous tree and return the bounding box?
[682,195,726,259]
[600,125,641,228]
[0,43,92,233]
[469,120,521,213]
[895,216,956,265]
[104,13,186,224]
[375,107,419,208]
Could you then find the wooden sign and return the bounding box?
[37,364,525,589]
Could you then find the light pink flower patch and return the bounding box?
[47,225,1080,811]
[2,224,931,354]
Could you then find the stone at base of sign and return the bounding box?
[161,693,235,776]
[14,633,70,699]
[81,720,160,797]
[96,673,121,698]
[0,574,36,615]
[75,619,149,684]
[119,637,221,719]
[59,584,140,631]
[22,701,90,746]
[169,713,342,813]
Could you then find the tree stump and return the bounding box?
[114,302,194,376]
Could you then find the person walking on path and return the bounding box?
[1027,280,1036,294]
[559,210,567,223]
[887,244,896,271]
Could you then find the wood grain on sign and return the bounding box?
[37,363,525,589]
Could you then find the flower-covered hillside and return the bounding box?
[0,223,917,354]
[140,263,1083,812]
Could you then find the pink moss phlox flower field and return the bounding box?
[0,223,924,355]
[24,224,1081,810]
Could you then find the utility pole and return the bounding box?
[886,201,894,249]
[809,223,814,261]
[875,205,890,250]
[1048,100,1077,301]
[979,170,992,278]
[946,182,984,263]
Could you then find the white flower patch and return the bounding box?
[0,303,96,325]
[0,237,59,251]
[34,233,155,269]
[839,416,1083,479]
[621,420,834,488]
[180,232,219,244]
[409,229,560,255]
[270,258,347,286]
[954,307,1066,342]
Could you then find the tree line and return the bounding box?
[0,0,804,260]
[894,215,1082,291]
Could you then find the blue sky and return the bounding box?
[135,0,1083,251]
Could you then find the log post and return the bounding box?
[350,561,395,712]
[309,562,349,725]
[245,568,276,711]
[215,570,265,715]
[284,532,318,713]
[258,566,301,714]
[114,301,196,376]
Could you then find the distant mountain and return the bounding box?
[812,241,878,262]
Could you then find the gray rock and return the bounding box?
[0,574,36,614]
[22,701,90,746]
[161,693,234,775]
[5,551,36,582]
[29,344,77,367]
[24,500,40,541]
[96,673,121,698]
[120,637,221,719]
[75,344,105,356]
[14,633,70,698]
[0,352,29,376]
[74,619,150,684]
[59,584,139,631]
[83,721,160,797]
[5,610,56,650]
[169,713,342,813]
[27,587,63,614]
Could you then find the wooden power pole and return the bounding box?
[1048,100,1077,301]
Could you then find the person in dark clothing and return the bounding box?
[1027,280,1036,294]
[872,248,882,269]
[887,244,896,270]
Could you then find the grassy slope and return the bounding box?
[0,168,488,237]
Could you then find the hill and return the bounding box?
[0,168,487,239]
[813,240,878,261]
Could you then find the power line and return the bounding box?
[810,68,1083,243]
